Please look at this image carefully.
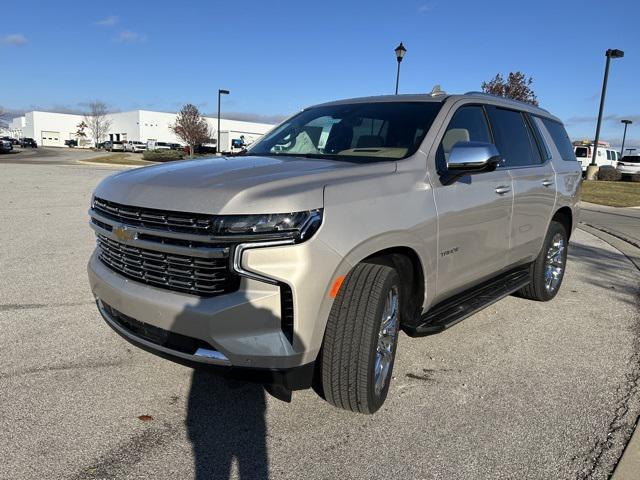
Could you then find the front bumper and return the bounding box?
[89,251,304,369]
[88,226,344,371]
[96,296,315,389]
[617,165,640,176]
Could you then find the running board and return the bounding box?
[403,267,531,337]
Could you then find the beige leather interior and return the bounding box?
[442,128,470,161]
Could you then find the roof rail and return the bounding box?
[463,91,550,113]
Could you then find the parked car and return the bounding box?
[87,92,580,414]
[124,141,147,153]
[65,139,78,148]
[20,138,37,148]
[0,139,13,153]
[155,141,171,151]
[573,141,618,172]
[617,155,640,178]
[196,139,217,154]
[168,143,183,151]
[104,141,125,152]
[1,136,19,146]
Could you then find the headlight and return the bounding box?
[212,209,323,243]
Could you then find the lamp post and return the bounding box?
[586,48,624,180]
[394,42,406,95]
[620,119,632,159]
[217,89,230,155]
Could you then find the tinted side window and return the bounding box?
[436,105,492,171]
[540,118,577,162]
[487,107,541,167]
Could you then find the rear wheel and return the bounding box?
[318,263,401,414]
[517,220,568,301]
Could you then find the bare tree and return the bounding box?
[170,104,211,157]
[0,106,7,127]
[83,101,112,147]
[75,121,89,147]
[481,72,539,106]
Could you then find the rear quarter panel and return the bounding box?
[533,116,581,233]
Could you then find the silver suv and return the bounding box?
[88,92,581,413]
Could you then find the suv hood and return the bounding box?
[94,155,396,214]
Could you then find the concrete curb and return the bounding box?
[75,160,148,169]
[580,201,640,215]
[578,225,640,479]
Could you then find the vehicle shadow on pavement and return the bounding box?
[569,239,639,306]
[186,370,268,479]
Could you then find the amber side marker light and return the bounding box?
[329,275,346,298]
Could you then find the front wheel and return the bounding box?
[517,220,568,301]
[318,263,401,414]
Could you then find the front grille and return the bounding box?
[96,234,239,297]
[93,197,213,235]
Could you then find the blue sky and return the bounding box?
[2,0,639,149]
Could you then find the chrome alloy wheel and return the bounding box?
[374,286,399,396]
[544,233,566,293]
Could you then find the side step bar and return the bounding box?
[403,267,531,337]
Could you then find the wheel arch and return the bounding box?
[361,246,425,326]
[552,206,573,239]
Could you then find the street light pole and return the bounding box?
[394,42,406,95]
[587,48,624,180]
[217,89,230,155]
[620,119,632,159]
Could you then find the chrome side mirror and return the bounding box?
[447,141,502,171]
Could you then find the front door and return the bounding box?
[432,104,513,301]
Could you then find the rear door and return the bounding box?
[432,104,513,300]
[574,145,589,171]
[485,107,556,266]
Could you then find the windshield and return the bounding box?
[621,156,640,163]
[247,101,442,162]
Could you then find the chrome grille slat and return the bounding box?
[93,197,213,234]
[96,232,238,297]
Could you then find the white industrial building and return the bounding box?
[9,110,275,151]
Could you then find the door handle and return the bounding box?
[542,179,553,187]
[495,185,511,195]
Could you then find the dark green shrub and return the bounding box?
[630,173,640,182]
[143,149,184,162]
[597,166,621,181]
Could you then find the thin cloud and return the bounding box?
[1,34,27,46]
[115,31,148,44]
[565,114,640,126]
[418,2,436,13]
[96,15,119,26]
[205,111,289,124]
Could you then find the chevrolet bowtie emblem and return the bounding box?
[113,225,135,242]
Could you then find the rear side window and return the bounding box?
[575,147,588,158]
[486,107,542,167]
[540,118,577,162]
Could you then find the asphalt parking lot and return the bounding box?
[0,146,110,165]
[1,161,639,480]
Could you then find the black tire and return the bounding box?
[318,263,401,414]
[517,221,568,301]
